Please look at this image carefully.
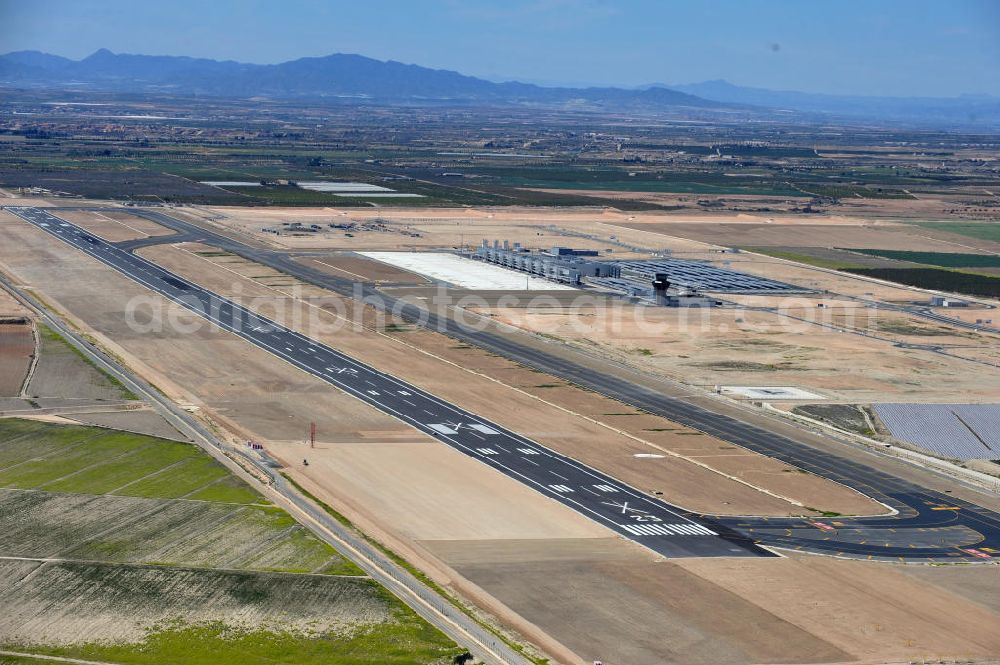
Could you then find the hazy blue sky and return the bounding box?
[2,0,998,96]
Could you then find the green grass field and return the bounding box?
[844,248,1000,268]
[744,247,1000,297]
[911,221,1000,244]
[793,184,914,199]
[182,474,265,503]
[0,430,156,489]
[742,247,868,270]
[25,609,461,665]
[116,456,231,498]
[0,418,371,574]
[0,418,463,663]
[0,419,361,574]
[844,267,1000,298]
[0,419,259,501]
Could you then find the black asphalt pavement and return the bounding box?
[6,206,768,559]
[11,206,1000,562]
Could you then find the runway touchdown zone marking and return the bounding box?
[6,207,764,560]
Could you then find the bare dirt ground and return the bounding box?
[618,219,1000,252]
[525,186,995,223]
[201,203,1000,255]
[0,213,602,537]
[435,539,851,665]
[0,323,32,397]
[202,205,656,255]
[3,210,1000,665]
[51,209,174,243]
[0,195,55,206]
[0,280,187,439]
[65,408,188,441]
[0,290,28,318]
[677,555,1000,664]
[293,254,430,284]
[931,305,999,325]
[427,537,1000,665]
[25,326,128,402]
[897,562,1000,613]
[288,441,610,542]
[474,301,1000,403]
[136,241,881,518]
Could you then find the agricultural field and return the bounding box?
[25,324,138,401]
[0,419,461,664]
[745,247,1000,297]
[0,320,32,397]
[910,221,1000,244]
[0,167,247,205]
[843,267,1000,298]
[0,313,186,441]
[5,89,1000,215]
[741,247,875,270]
[845,248,1000,268]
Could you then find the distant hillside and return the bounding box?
[0,49,719,110]
[668,79,1000,127]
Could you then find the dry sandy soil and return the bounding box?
[136,241,880,518]
[0,322,32,396]
[200,203,997,304]
[422,537,1000,665]
[202,203,1000,254]
[0,289,28,318]
[3,208,999,665]
[202,205,664,255]
[619,218,1000,252]
[292,205,988,403]
[473,300,1000,403]
[526,186,995,222]
[0,282,186,438]
[294,254,431,284]
[25,321,130,402]
[65,407,189,441]
[0,309,31,406]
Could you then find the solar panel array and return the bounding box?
[616,259,810,294]
[873,403,1000,460]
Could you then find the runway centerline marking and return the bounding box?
[5,206,780,560]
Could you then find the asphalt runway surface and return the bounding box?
[5,206,768,559]
[10,206,1000,562]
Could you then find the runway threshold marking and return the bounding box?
[8,206,771,560]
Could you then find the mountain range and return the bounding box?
[667,79,1000,127]
[0,49,716,110]
[2,49,998,127]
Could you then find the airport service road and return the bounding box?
[5,206,770,559]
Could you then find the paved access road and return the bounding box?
[5,206,769,559]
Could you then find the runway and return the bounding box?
[4,206,769,559]
[8,205,1000,562]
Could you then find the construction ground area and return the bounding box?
[1,200,999,665]
[176,204,1000,404]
